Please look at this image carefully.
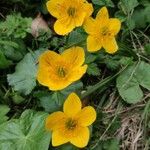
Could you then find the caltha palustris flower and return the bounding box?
[37,47,87,91]
[84,7,121,54]
[45,93,96,148]
[46,0,93,35]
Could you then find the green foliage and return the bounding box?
[55,144,79,150]
[0,13,31,65]
[0,13,32,38]
[117,61,150,104]
[92,0,114,7]
[1,0,150,149]
[87,63,101,76]
[93,138,120,150]
[0,51,12,69]
[12,92,25,104]
[0,110,51,150]
[34,82,83,112]
[85,53,100,76]
[119,0,139,14]
[66,28,87,48]
[85,54,97,64]
[7,50,42,95]
[0,105,10,125]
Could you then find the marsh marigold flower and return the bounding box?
[45,93,96,148]
[46,0,93,35]
[37,47,87,91]
[84,7,121,53]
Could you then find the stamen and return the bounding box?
[57,67,66,78]
[65,118,77,130]
[67,7,76,17]
[101,27,109,36]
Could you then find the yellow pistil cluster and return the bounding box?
[67,7,76,17]
[65,118,77,130]
[57,67,66,78]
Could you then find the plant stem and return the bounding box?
[81,65,129,99]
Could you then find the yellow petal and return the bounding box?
[102,37,118,54]
[109,18,121,35]
[74,12,86,27]
[46,0,63,18]
[45,112,66,131]
[38,50,60,68]
[37,65,54,87]
[64,93,82,117]
[62,46,85,68]
[54,17,75,35]
[96,6,109,20]
[83,17,98,34]
[87,35,102,52]
[77,106,96,126]
[96,7,109,27]
[52,130,69,146]
[37,50,60,87]
[84,2,94,18]
[47,79,72,91]
[70,127,90,148]
[68,65,87,82]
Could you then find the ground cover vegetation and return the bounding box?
[0,0,150,149]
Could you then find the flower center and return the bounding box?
[101,27,109,36]
[65,118,77,130]
[67,7,76,17]
[57,67,66,78]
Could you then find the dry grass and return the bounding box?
[101,92,150,150]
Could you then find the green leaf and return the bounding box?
[0,40,19,48]
[93,138,119,150]
[92,0,114,7]
[139,0,150,6]
[3,39,27,61]
[0,51,12,69]
[12,92,25,104]
[0,13,32,39]
[119,56,133,66]
[34,91,62,113]
[105,57,120,70]
[66,28,87,48]
[0,110,51,150]
[144,43,150,55]
[134,61,150,90]
[103,138,120,150]
[131,5,150,29]
[7,50,41,95]
[117,61,150,104]
[126,17,135,30]
[144,6,150,22]
[0,105,10,125]
[115,11,127,22]
[35,82,83,113]
[85,54,97,64]
[119,0,139,14]
[87,63,100,76]
[55,144,79,150]
[132,8,147,28]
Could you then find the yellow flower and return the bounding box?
[46,0,93,35]
[37,47,87,91]
[45,93,96,148]
[84,7,121,54]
